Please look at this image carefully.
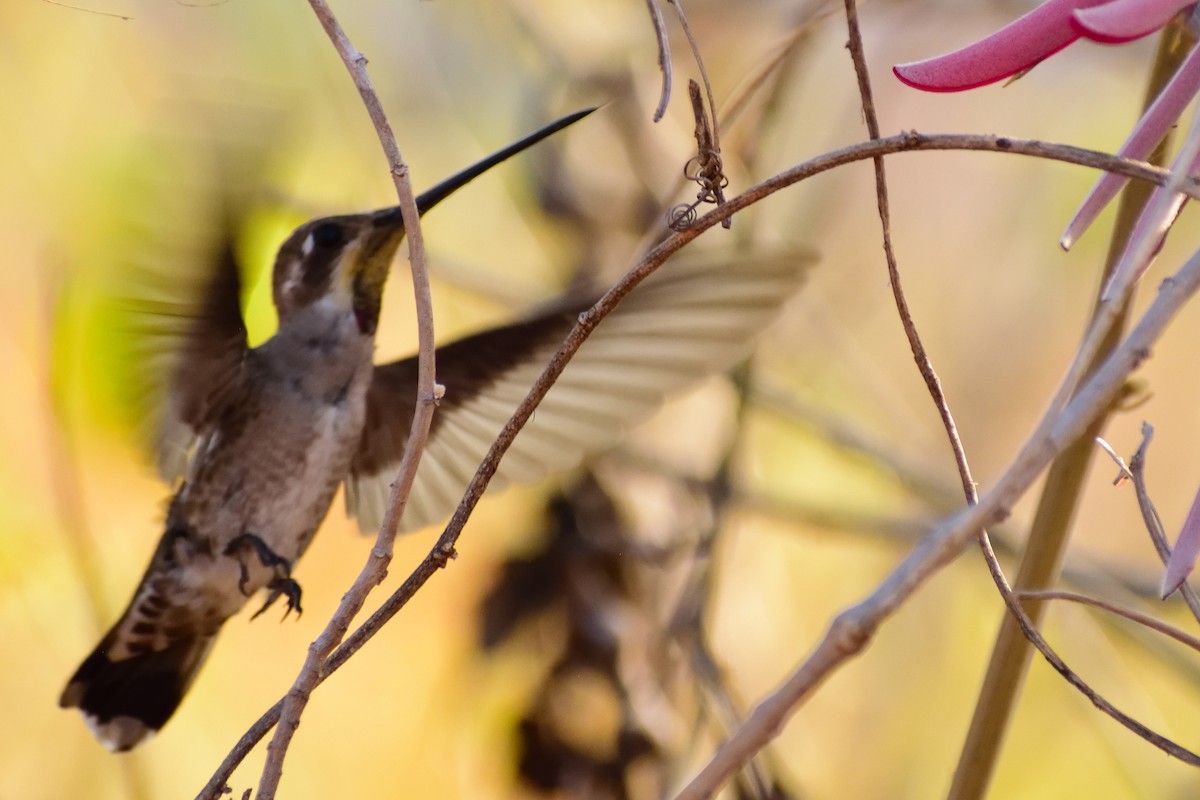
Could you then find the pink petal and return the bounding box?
[1102,128,1200,298]
[1061,43,1200,250]
[1163,483,1200,597]
[1104,188,1187,294]
[894,0,1110,91]
[1073,0,1195,44]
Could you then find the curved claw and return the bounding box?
[251,578,304,621]
[225,532,302,619]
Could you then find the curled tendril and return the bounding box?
[671,147,729,231]
[684,149,727,187]
[667,202,699,231]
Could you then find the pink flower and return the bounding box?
[895,0,1200,286]
[898,2,1200,597]
[894,0,1195,92]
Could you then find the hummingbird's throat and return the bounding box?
[352,297,379,335]
[351,270,385,335]
[348,231,401,335]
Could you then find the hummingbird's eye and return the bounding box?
[310,222,345,249]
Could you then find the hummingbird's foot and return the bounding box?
[225,533,300,612]
[250,577,303,621]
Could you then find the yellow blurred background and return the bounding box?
[4,0,1200,797]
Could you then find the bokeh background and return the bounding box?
[5,0,1200,797]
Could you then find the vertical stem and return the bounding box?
[948,23,1195,800]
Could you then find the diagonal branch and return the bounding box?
[1128,424,1200,622]
[949,27,1192,799]
[838,6,1181,799]
[673,244,1200,797]
[843,9,1171,771]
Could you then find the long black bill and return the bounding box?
[372,106,597,228]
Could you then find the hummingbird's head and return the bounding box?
[272,209,406,336]
[271,108,597,336]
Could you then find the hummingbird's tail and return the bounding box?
[60,620,217,752]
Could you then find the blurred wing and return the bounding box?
[123,233,250,481]
[346,248,814,533]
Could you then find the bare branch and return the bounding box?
[973,507,1200,767]
[251,1,438,797]
[666,0,719,154]
[841,5,1194,797]
[664,0,731,230]
[669,80,731,230]
[844,18,1200,779]
[673,244,1200,797]
[1129,424,1200,622]
[1017,590,1200,653]
[947,29,1193,798]
[843,15,1156,776]
[200,130,1200,798]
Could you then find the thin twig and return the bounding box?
[201,130,1200,798]
[833,30,1124,788]
[672,244,1200,797]
[1016,27,1196,500]
[832,23,1128,785]
[1017,589,1200,653]
[949,28,1191,798]
[253,2,438,797]
[841,0,973,500]
[1131,424,1180,563]
[1095,436,1134,484]
[649,5,826,251]
[667,0,719,155]
[972,502,1198,769]
[643,0,672,122]
[41,0,132,20]
[849,10,1200,796]
[842,3,1185,796]
[1129,423,1200,622]
[827,30,1121,777]
[665,0,731,230]
[669,80,731,230]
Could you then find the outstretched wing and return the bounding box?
[122,228,250,481]
[346,248,814,533]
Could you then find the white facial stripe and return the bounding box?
[300,232,315,258]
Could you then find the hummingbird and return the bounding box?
[59,108,811,752]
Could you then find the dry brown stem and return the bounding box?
[252,1,438,797]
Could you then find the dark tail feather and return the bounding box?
[60,631,216,752]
